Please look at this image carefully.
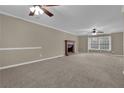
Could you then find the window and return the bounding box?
[88,36,111,51]
[90,37,99,49]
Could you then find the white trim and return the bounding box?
[112,54,124,57]
[0,55,64,70]
[88,36,111,51]
[0,47,42,51]
[0,11,76,36]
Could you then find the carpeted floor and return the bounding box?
[0,53,124,88]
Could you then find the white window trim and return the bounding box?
[88,36,111,51]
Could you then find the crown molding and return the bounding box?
[0,11,77,36]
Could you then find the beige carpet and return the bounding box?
[0,53,124,88]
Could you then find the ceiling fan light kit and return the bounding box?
[29,7,35,12]
[29,6,44,15]
[92,28,97,35]
[29,5,56,17]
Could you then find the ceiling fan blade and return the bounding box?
[29,11,35,16]
[43,5,59,7]
[97,30,104,33]
[97,31,104,33]
[41,7,54,17]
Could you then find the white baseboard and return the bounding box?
[78,52,124,57]
[0,55,64,70]
[113,55,124,57]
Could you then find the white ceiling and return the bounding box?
[0,5,124,36]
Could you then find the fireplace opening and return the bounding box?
[65,40,75,56]
[68,44,74,53]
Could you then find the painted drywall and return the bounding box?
[0,15,2,67]
[0,14,78,67]
[78,36,88,53]
[111,32,123,55]
[0,71,1,87]
[78,32,124,55]
[123,32,124,55]
[0,15,1,85]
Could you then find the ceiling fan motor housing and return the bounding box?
[93,28,96,33]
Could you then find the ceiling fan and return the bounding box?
[92,28,104,35]
[29,5,58,17]
[78,28,104,35]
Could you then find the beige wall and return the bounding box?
[0,71,1,87]
[0,15,2,67]
[0,14,78,67]
[111,32,123,55]
[123,32,124,55]
[78,36,88,53]
[78,32,124,55]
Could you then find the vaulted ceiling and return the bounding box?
[0,5,124,35]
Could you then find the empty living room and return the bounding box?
[0,4,124,89]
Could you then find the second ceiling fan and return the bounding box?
[29,5,58,17]
[92,28,104,35]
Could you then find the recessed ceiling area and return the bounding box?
[0,5,124,35]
